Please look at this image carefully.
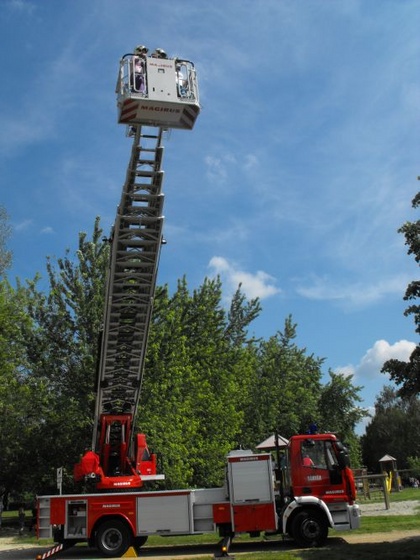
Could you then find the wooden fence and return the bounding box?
[354,473,390,509]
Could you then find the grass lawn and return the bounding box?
[357,485,420,503]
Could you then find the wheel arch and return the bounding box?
[91,513,135,539]
[283,498,333,536]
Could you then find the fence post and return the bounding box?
[381,473,390,510]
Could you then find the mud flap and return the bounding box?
[214,534,234,558]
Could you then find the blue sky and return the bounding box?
[2,0,419,434]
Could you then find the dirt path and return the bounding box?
[1,531,420,560]
[343,529,420,544]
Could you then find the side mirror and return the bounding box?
[336,442,350,469]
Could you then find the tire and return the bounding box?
[96,519,132,557]
[291,510,328,548]
[134,535,148,548]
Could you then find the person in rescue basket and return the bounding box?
[151,48,168,58]
[131,45,148,93]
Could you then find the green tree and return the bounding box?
[140,278,260,488]
[361,386,420,472]
[241,315,323,448]
[382,192,420,396]
[22,217,109,492]
[0,279,47,500]
[406,456,420,479]
[318,371,368,467]
[0,206,12,277]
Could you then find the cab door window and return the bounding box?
[301,440,342,486]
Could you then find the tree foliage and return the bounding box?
[361,386,420,472]
[19,217,109,492]
[0,206,12,277]
[0,279,47,499]
[318,371,367,466]
[0,217,366,497]
[382,192,420,396]
[140,278,260,488]
[241,316,323,447]
[407,456,420,479]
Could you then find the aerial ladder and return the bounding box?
[74,46,200,491]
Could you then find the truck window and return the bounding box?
[325,441,340,469]
[301,440,328,470]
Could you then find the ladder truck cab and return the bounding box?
[37,433,360,558]
[215,433,360,553]
[278,433,360,547]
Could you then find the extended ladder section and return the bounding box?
[86,126,165,488]
[94,126,164,424]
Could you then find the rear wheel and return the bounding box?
[291,510,328,548]
[96,519,132,557]
[134,535,148,548]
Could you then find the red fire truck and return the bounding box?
[36,48,360,558]
[37,434,360,557]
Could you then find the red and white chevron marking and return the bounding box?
[35,543,64,560]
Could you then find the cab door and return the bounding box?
[291,439,346,500]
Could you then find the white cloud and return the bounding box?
[296,274,408,310]
[14,219,33,232]
[244,154,258,171]
[204,154,236,184]
[204,151,258,185]
[8,0,36,15]
[339,340,416,435]
[333,365,355,378]
[0,18,100,158]
[198,220,250,247]
[358,339,416,379]
[41,226,54,235]
[337,339,416,381]
[208,256,280,300]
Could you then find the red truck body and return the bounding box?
[37,433,360,558]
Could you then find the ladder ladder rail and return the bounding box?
[92,125,166,449]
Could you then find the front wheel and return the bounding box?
[96,519,132,557]
[291,510,328,548]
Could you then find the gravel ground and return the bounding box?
[359,499,420,516]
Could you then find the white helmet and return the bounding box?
[134,45,148,54]
[154,48,167,58]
